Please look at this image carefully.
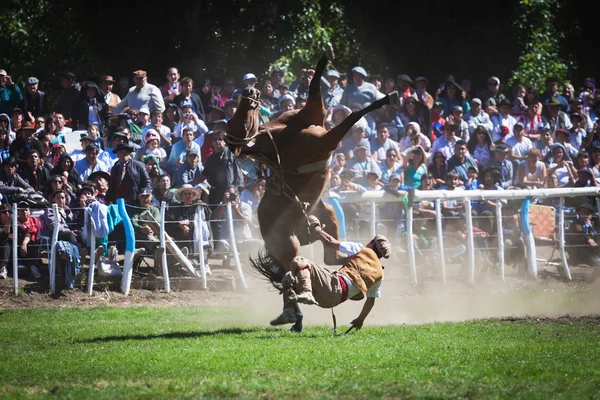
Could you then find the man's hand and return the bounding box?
[20,244,27,257]
[350,318,364,330]
[141,225,154,235]
[176,158,184,167]
[4,76,14,86]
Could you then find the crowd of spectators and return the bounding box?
[0,64,598,280]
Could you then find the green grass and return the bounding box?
[1,307,599,399]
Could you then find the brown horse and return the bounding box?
[226,48,398,273]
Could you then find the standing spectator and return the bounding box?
[112,70,165,115]
[198,131,244,207]
[99,131,126,168]
[322,70,343,109]
[9,121,44,166]
[10,108,24,137]
[161,67,181,101]
[340,66,384,108]
[511,86,528,117]
[198,79,217,112]
[163,103,181,131]
[395,74,416,107]
[429,151,448,188]
[99,76,121,112]
[464,98,493,136]
[478,76,507,117]
[438,79,470,117]
[74,143,109,183]
[447,140,478,183]
[294,70,313,98]
[173,77,206,122]
[56,72,79,120]
[540,77,569,114]
[88,171,110,204]
[430,101,446,139]
[0,69,22,116]
[116,77,130,99]
[19,77,48,121]
[19,150,50,194]
[414,76,434,109]
[71,81,110,134]
[50,153,78,193]
[107,143,152,205]
[485,143,514,189]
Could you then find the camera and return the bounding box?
[229,193,237,202]
[184,113,192,119]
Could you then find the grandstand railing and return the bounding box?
[7,186,600,295]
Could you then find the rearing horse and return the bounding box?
[226,47,398,272]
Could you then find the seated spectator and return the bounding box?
[370,124,400,162]
[507,122,533,163]
[174,149,204,188]
[135,129,167,165]
[335,169,366,193]
[545,143,577,187]
[88,171,110,204]
[168,185,206,254]
[9,121,44,166]
[41,190,79,245]
[70,135,101,164]
[399,96,428,136]
[465,166,481,190]
[447,140,477,184]
[467,125,494,167]
[572,167,597,188]
[553,129,578,159]
[566,203,600,267]
[429,150,448,188]
[464,98,494,135]
[517,149,547,189]
[19,150,50,194]
[379,148,403,184]
[448,106,470,142]
[430,101,446,139]
[401,145,428,189]
[16,201,41,278]
[364,171,383,191]
[330,152,346,176]
[340,117,368,157]
[485,143,514,189]
[399,122,431,152]
[129,188,162,265]
[143,109,172,146]
[70,185,95,231]
[151,174,177,207]
[441,171,465,217]
[347,139,381,185]
[0,203,40,280]
[491,99,517,142]
[430,122,459,160]
[173,77,206,122]
[518,99,547,140]
[74,143,109,183]
[173,105,208,140]
[163,103,181,131]
[533,126,553,159]
[46,174,74,204]
[167,127,201,173]
[0,157,34,203]
[574,150,590,170]
[143,155,164,186]
[569,112,588,151]
[438,79,470,117]
[240,179,265,216]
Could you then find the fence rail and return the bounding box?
[6,186,600,295]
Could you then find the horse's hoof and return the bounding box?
[325,42,335,61]
[387,91,400,106]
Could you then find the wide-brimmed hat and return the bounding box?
[17,121,35,133]
[115,143,134,153]
[174,184,203,202]
[100,75,116,83]
[132,70,147,78]
[88,171,110,182]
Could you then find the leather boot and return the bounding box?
[291,257,318,306]
[270,280,298,326]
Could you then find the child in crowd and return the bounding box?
[511,86,527,117]
[465,166,481,191]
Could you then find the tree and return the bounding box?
[508,0,577,91]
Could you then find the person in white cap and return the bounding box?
[340,66,385,108]
[231,73,258,103]
[321,70,343,108]
[0,69,22,116]
[463,98,493,135]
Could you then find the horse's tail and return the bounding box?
[249,248,286,291]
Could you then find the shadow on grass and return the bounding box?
[80,328,259,343]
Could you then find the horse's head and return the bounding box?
[226,86,262,155]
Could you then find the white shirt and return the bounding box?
[491,114,517,142]
[506,136,533,158]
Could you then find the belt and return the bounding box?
[338,274,348,303]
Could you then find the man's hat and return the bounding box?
[115,143,134,153]
[470,98,482,105]
[278,93,295,107]
[26,77,39,86]
[325,70,340,78]
[80,135,96,142]
[0,69,6,76]
[498,98,512,107]
[88,171,110,182]
[569,112,583,120]
[351,66,368,77]
[100,75,116,83]
[414,76,428,85]
[243,73,257,81]
[111,131,128,140]
[186,149,199,158]
[396,74,412,83]
[433,101,444,108]
[17,121,35,133]
[544,96,562,107]
[60,71,76,80]
[17,201,30,209]
[85,143,100,152]
[139,105,150,115]
[452,105,464,113]
[208,106,227,119]
[494,143,510,153]
[138,188,152,197]
[12,107,23,114]
[555,128,570,138]
[578,202,596,212]
[356,138,370,150]
[132,70,147,78]
[570,97,584,105]
[389,173,402,182]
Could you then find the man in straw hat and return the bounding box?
[99,75,121,112]
[263,216,391,332]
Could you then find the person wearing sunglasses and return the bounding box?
[477,76,508,117]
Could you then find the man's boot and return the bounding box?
[270,271,298,326]
[290,303,303,333]
[292,256,318,306]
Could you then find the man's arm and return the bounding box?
[111,91,129,115]
[351,297,376,330]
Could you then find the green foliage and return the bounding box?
[508,0,576,91]
[0,0,98,103]
[1,307,600,398]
